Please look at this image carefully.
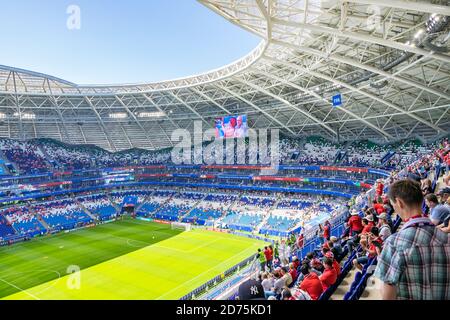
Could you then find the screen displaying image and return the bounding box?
[215,115,248,139]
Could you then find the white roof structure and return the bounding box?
[0,0,449,151]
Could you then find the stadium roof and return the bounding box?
[0,0,449,151]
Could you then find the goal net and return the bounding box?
[170,222,192,231]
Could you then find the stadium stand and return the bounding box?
[32,199,93,231]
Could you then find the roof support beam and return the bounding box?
[215,83,297,135]
[189,87,232,115]
[84,97,117,152]
[272,18,450,64]
[236,75,337,136]
[115,95,156,150]
[264,54,445,134]
[169,91,211,127]
[271,38,450,102]
[254,69,397,138]
[343,0,450,16]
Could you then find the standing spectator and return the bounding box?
[257,249,266,272]
[425,194,450,226]
[347,210,363,236]
[273,241,279,260]
[375,179,450,300]
[264,246,273,271]
[297,232,304,249]
[323,220,331,242]
[317,224,324,246]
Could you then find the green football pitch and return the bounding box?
[0,218,266,300]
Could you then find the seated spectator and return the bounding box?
[377,213,392,241]
[438,187,450,204]
[299,264,323,300]
[421,178,433,196]
[289,263,298,283]
[375,179,450,300]
[438,215,450,233]
[319,257,337,291]
[425,194,450,225]
[329,236,343,260]
[353,227,382,271]
[292,256,300,271]
[291,287,312,300]
[325,251,340,277]
[361,216,375,234]
[261,272,274,295]
[281,288,295,300]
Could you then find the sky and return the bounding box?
[0,0,261,85]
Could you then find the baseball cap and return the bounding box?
[325,251,334,259]
[351,210,359,216]
[238,279,266,300]
[438,187,450,195]
[330,236,338,242]
[366,215,374,222]
[378,213,387,220]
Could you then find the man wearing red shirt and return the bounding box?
[299,264,324,300]
[264,246,273,271]
[289,263,298,283]
[297,233,304,249]
[325,251,341,277]
[323,221,331,241]
[361,217,375,234]
[373,200,386,215]
[319,257,337,291]
[347,210,363,236]
[376,180,384,197]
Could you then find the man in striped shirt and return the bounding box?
[374,179,450,300]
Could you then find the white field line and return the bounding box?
[156,245,258,300]
[0,277,41,300]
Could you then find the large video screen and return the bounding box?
[214,115,248,139]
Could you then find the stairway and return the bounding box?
[76,200,99,221]
[36,215,52,231]
[134,190,156,213]
[37,144,59,170]
[255,197,280,233]
[331,267,357,300]
[105,191,122,213]
[359,276,382,300]
[178,193,208,222]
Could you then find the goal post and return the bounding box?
[170,221,192,231]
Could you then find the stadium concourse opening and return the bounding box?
[0,0,449,305]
